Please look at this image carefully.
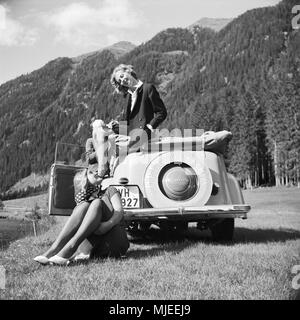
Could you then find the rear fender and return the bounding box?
[226,173,245,204]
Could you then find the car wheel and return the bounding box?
[210,218,234,242]
[144,151,213,208]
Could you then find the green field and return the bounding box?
[0,187,299,300]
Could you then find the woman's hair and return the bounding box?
[73,168,88,195]
[110,64,137,95]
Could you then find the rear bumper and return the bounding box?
[124,204,250,222]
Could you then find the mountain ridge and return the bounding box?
[0,0,299,197]
[71,41,137,63]
[188,17,233,31]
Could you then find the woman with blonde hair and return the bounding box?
[33,164,129,265]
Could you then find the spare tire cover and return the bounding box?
[144,151,212,208]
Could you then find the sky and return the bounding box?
[0,0,281,85]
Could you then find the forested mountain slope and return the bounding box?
[0,0,299,197]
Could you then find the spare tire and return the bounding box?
[144,151,212,208]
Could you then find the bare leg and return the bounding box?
[56,199,103,259]
[43,202,90,258]
[92,120,112,175]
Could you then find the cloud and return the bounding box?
[45,0,143,47]
[0,5,38,46]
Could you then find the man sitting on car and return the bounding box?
[109,64,167,146]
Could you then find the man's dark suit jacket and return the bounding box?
[118,83,167,137]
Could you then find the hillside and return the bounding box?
[0,44,131,193]
[188,17,232,31]
[166,0,300,187]
[72,41,136,63]
[0,28,198,194]
[0,0,299,197]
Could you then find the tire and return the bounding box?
[144,151,213,208]
[210,218,234,242]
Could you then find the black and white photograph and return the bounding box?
[0,0,299,304]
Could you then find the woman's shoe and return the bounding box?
[33,255,49,265]
[48,255,70,266]
[74,253,90,262]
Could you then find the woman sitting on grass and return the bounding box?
[33,163,129,265]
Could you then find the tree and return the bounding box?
[0,199,4,210]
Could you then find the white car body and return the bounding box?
[49,133,251,240]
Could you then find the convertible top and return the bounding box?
[202,130,233,154]
[145,130,232,155]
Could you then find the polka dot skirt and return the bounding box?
[75,184,102,205]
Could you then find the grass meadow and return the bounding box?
[0,187,299,300]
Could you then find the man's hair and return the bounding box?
[110,64,137,95]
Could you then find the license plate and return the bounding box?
[115,186,140,208]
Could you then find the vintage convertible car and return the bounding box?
[48,131,250,241]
